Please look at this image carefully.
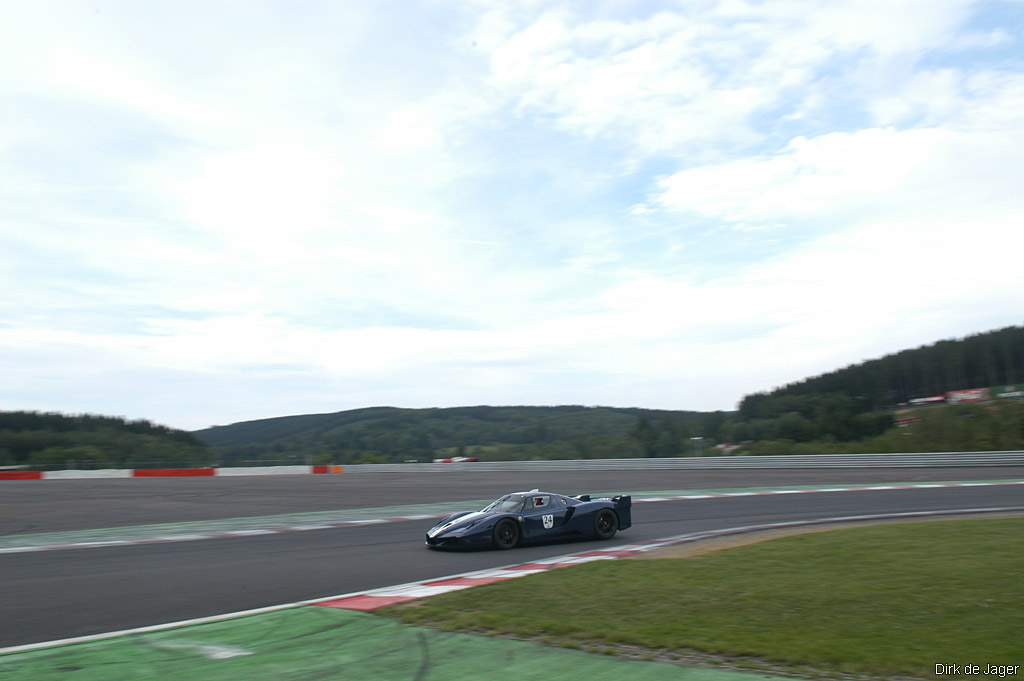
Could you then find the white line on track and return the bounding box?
[1,481,1021,556]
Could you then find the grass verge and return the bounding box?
[381,518,1024,679]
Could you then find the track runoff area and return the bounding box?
[1,476,1022,680]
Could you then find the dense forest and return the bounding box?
[735,400,1024,455]
[4,325,1023,469]
[729,325,1024,452]
[0,412,210,470]
[741,325,1024,416]
[195,326,1024,463]
[196,405,712,465]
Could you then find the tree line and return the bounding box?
[735,400,1024,455]
[203,406,708,466]
[4,326,1022,468]
[190,326,1024,464]
[741,325,1024,414]
[723,325,1024,454]
[0,411,210,470]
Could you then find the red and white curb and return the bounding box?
[315,546,652,611]
[2,481,1021,555]
[312,504,1024,612]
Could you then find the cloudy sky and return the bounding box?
[2,1,1023,431]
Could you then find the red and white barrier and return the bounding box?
[0,465,343,480]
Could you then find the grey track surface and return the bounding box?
[5,466,1024,534]
[1,467,1022,648]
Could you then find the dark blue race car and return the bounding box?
[425,489,632,550]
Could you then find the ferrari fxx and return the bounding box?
[425,489,632,550]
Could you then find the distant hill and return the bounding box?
[7,326,1020,469]
[728,325,1024,453]
[0,411,210,470]
[194,325,1024,464]
[739,325,1024,419]
[193,405,715,464]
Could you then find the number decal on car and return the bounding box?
[542,514,554,529]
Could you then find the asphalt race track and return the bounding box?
[2,466,1023,648]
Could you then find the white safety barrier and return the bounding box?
[42,469,134,479]
[5,451,1024,480]
[342,450,1024,473]
[214,466,314,476]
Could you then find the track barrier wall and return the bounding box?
[3,451,1024,480]
[0,465,342,480]
[346,450,1024,472]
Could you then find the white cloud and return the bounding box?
[475,0,985,157]
[1,1,1022,429]
[652,127,955,224]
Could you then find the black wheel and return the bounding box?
[493,518,520,549]
[594,509,618,540]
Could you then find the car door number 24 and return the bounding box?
[542,514,554,529]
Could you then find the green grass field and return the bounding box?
[383,518,1024,679]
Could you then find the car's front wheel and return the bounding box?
[492,518,520,549]
[594,509,618,540]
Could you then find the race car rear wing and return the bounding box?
[574,493,632,530]
[574,493,630,506]
[612,495,631,529]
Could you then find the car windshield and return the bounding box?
[483,494,524,513]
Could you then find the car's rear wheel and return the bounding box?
[594,509,618,540]
[493,518,520,549]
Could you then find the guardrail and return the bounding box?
[344,451,1024,473]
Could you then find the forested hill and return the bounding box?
[6,326,1021,468]
[193,405,711,464]
[0,411,209,469]
[739,325,1024,419]
[195,326,1024,464]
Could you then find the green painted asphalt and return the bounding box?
[4,479,1021,550]
[0,607,787,681]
